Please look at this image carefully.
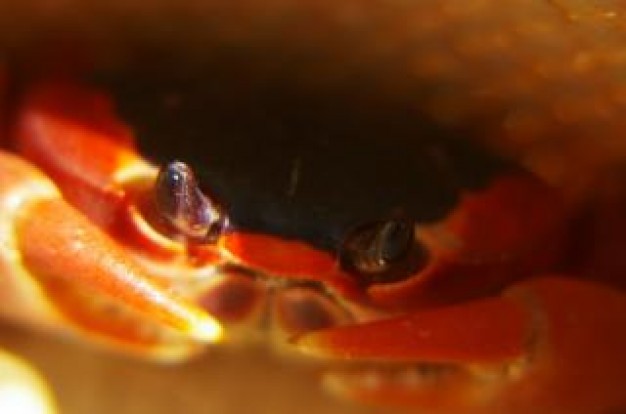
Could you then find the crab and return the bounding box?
[0,68,625,414]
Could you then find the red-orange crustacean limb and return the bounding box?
[0,79,223,362]
[0,0,626,412]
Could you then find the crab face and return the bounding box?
[99,77,565,332]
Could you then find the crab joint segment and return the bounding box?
[0,151,222,355]
[296,277,626,413]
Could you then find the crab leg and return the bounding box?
[0,148,221,359]
[296,277,626,414]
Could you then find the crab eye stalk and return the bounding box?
[155,161,227,242]
[340,218,427,285]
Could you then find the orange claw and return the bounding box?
[0,80,224,359]
[296,277,626,413]
[12,81,225,267]
[0,149,221,359]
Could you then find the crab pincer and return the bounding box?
[0,80,222,359]
[296,277,626,414]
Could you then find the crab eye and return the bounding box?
[155,161,227,242]
[340,218,427,285]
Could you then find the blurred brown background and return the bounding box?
[0,325,380,414]
[1,0,625,199]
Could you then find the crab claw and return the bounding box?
[0,150,222,360]
[296,277,626,414]
[0,79,228,358]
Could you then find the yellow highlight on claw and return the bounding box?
[189,313,224,343]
